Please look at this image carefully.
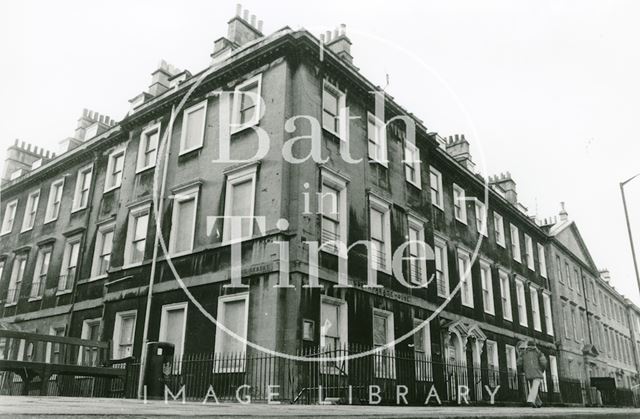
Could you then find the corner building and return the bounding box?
[0,7,567,404]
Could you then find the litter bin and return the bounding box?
[143,342,175,399]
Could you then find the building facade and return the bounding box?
[0,6,637,404]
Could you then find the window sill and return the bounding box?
[28,296,42,302]
[79,275,108,284]
[20,227,33,234]
[135,165,156,175]
[4,302,17,307]
[322,126,344,142]
[178,144,203,157]
[496,242,506,248]
[168,250,194,259]
[43,218,58,225]
[503,317,513,322]
[122,262,144,270]
[0,231,11,237]
[368,158,389,168]
[70,206,88,215]
[406,179,422,190]
[484,310,496,316]
[432,203,444,211]
[230,121,259,136]
[461,303,475,309]
[103,185,121,194]
[56,290,72,296]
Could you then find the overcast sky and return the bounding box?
[1,0,639,303]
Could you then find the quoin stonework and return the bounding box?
[0,4,639,407]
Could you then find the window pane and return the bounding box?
[373,314,387,347]
[175,198,195,252]
[185,107,204,150]
[220,300,246,353]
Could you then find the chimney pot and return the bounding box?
[340,23,346,36]
[243,9,249,20]
[326,30,332,42]
[250,14,256,26]
[258,20,263,32]
[236,3,241,16]
[334,27,339,39]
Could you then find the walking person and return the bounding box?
[516,339,548,408]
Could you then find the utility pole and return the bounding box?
[620,173,640,294]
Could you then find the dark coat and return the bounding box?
[517,346,547,379]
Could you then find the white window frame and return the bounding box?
[505,344,518,389]
[525,234,534,270]
[434,236,449,298]
[480,260,495,315]
[21,190,40,232]
[45,178,65,223]
[159,302,188,370]
[372,308,395,379]
[104,146,126,193]
[113,310,137,360]
[493,212,505,247]
[179,100,207,155]
[486,339,499,386]
[404,141,421,189]
[457,248,473,308]
[413,319,432,381]
[71,164,93,212]
[475,199,487,236]
[29,246,51,300]
[136,123,161,173]
[453,184,467,224]
[429,167,443,209]
[538,243,547,278]
[90,221,115,279]
[549,355,559,392]
[319,169,348,255]
[510,224,521,263]
[369,195,392,274]
[79,318,101,366]
[169,186,199,256]
[6,255,27,306]
[530,285,542,332]
[213,293,249,373]
[407,215,427,286]
[57,235,81,294]
[1,199,18,235]
[231,74,262,134]
[499,269,513,321]
[319,296,349,375]
[516,277,528,326]
[543,292,554,336]
[367,112,388,166]
[322,79,347,140]
[124,203,150,267]
[222,163,258,244]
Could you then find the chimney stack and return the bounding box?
[1,139,56,184]
[148,60,180,97]
[445,134,475,172]
[325,24,353,65]
[489,172,518,205]
[59,108,116,153]
[559,201,569,221]
[227,4,263,48]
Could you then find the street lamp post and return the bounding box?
[620,173,640,294]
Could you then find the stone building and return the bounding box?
[542,205,640,392]
[1,4,637,404]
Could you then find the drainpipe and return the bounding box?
[137,106,175,399]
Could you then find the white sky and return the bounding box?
[1,0,639,303]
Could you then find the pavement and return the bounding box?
[0,396,639,418]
